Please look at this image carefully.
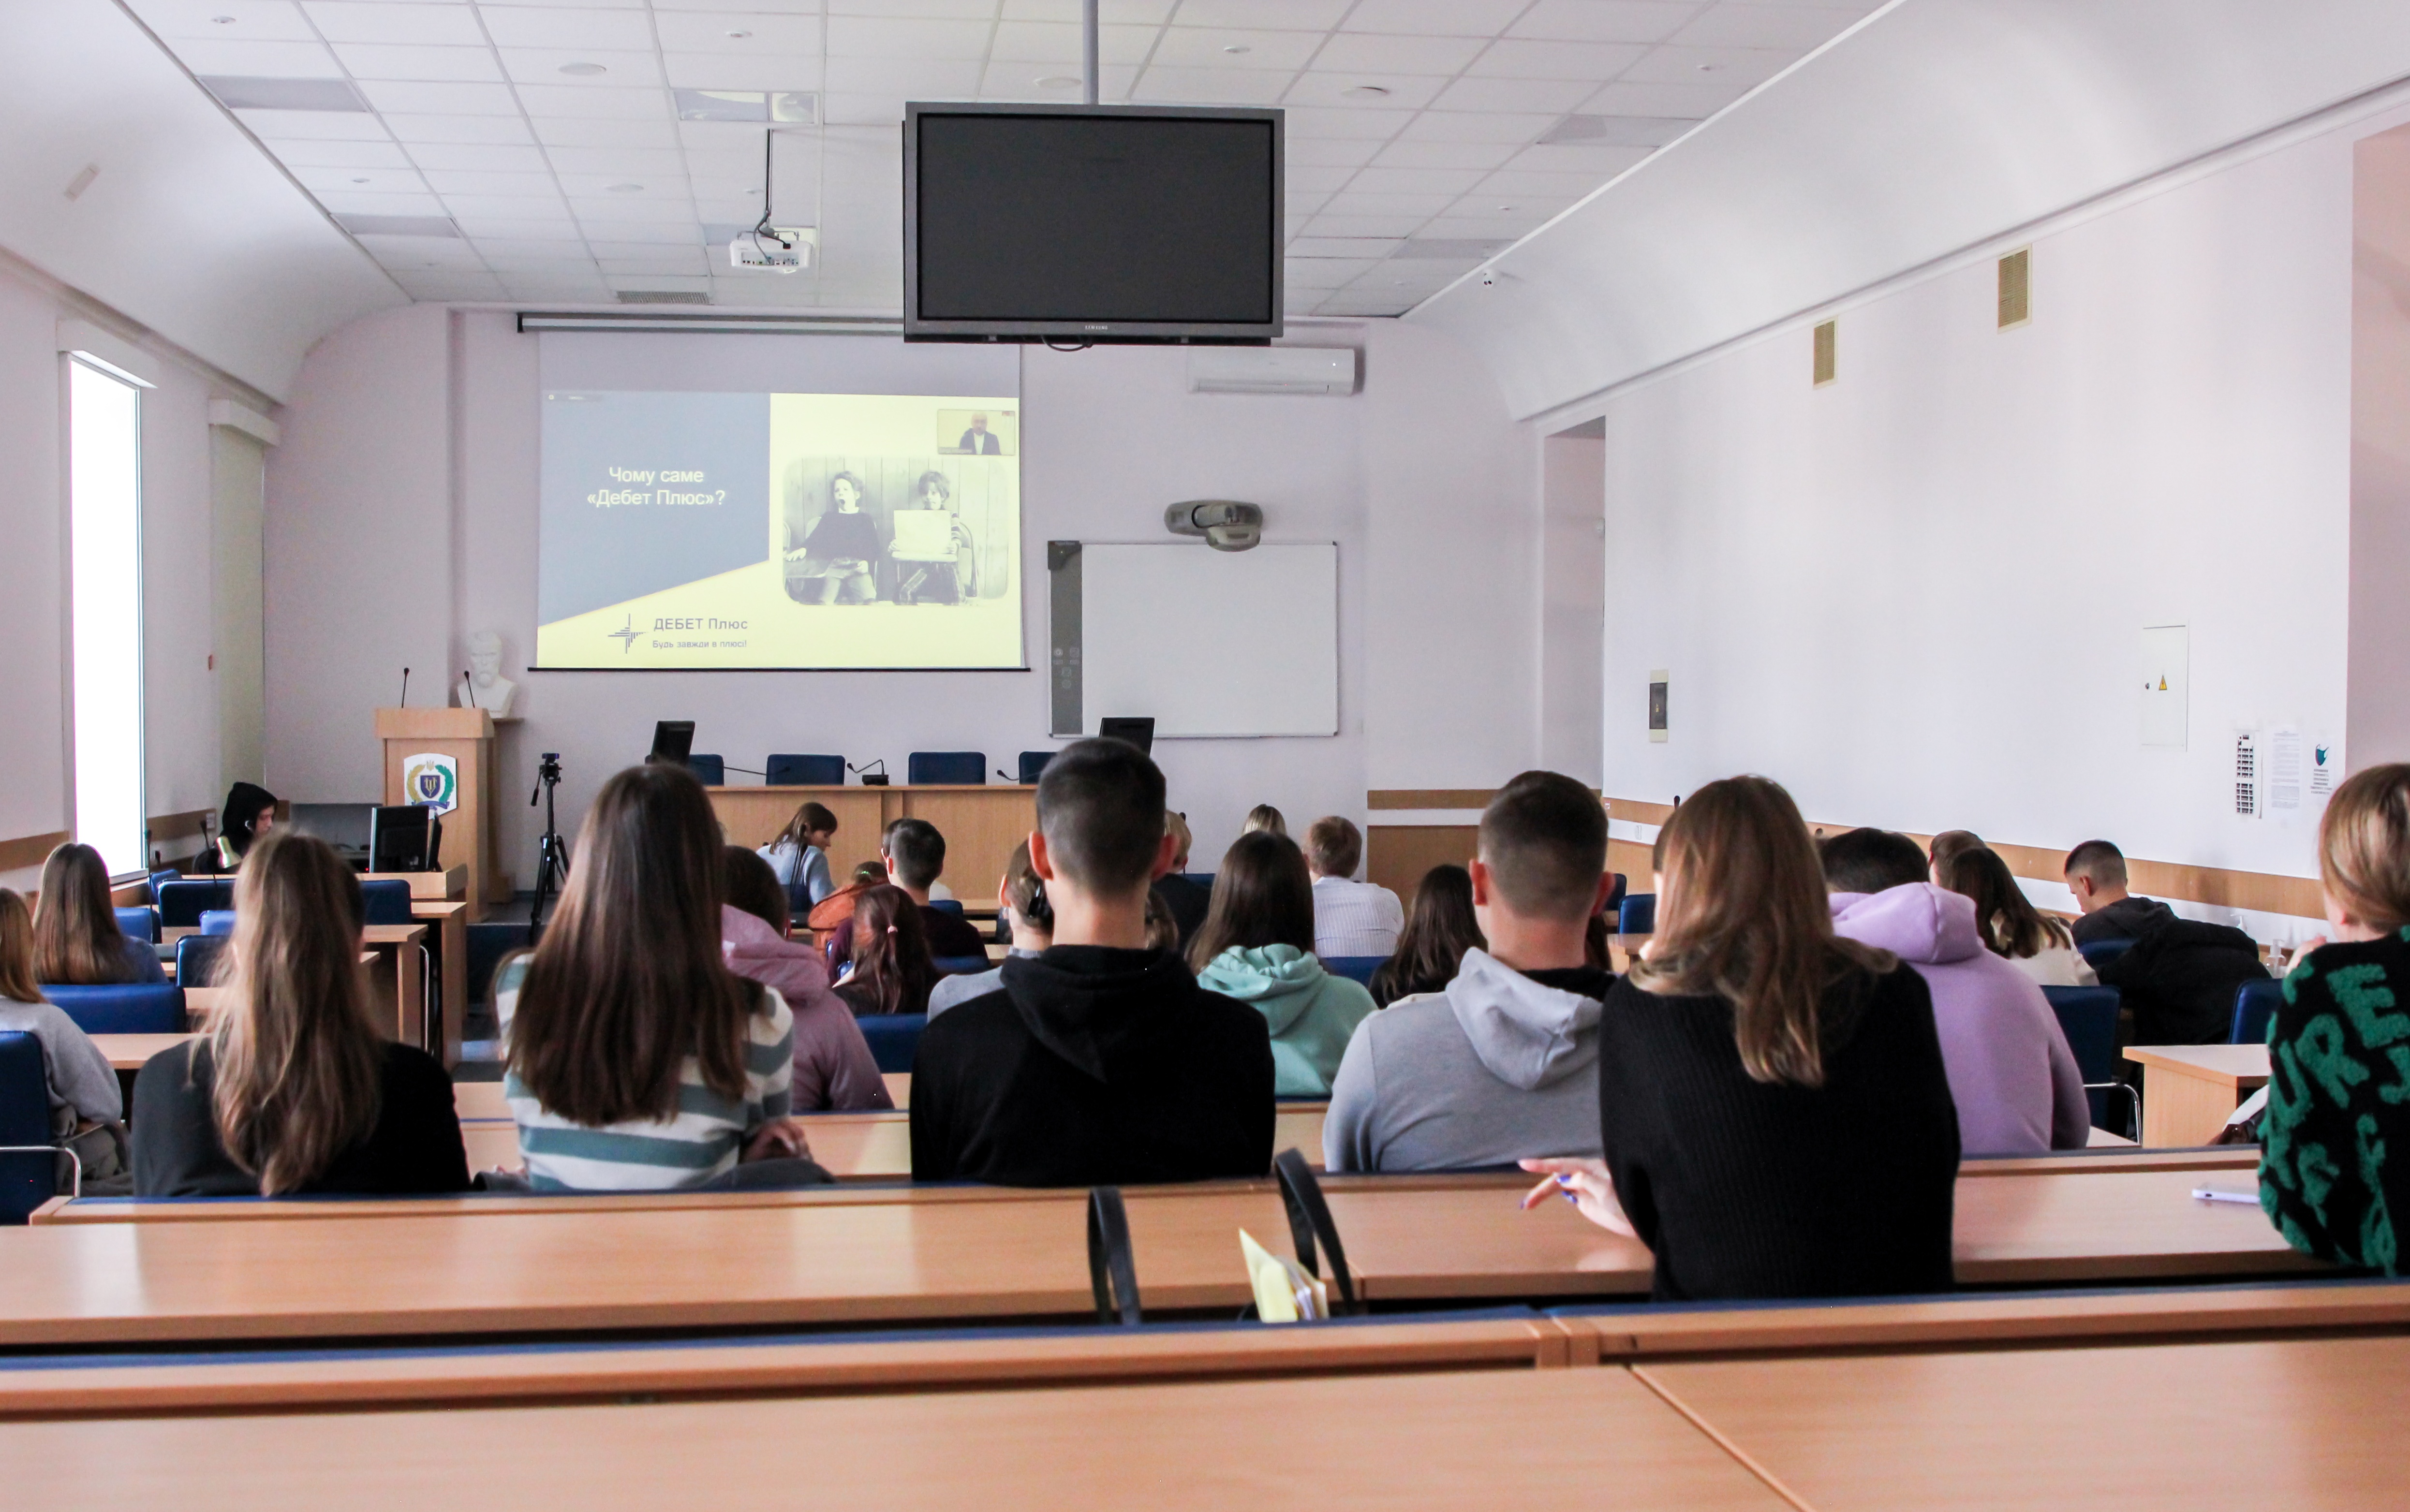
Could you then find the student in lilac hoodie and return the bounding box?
[1819,828,2089,1154]
[721,847,893,1113]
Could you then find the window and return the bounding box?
[68,356,148,876]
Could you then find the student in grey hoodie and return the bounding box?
[1324,772,1616,1172]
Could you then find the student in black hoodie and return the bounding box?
[909,739,1274,1186]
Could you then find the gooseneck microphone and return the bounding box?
[399,667,411,707]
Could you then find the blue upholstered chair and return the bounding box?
[176,936,231,993]
[931,954,990,978]
[908,752,986,785]
[199,910,237,937]
[1322,955,1387,987]
[767,754,845,786]
[1016,751,1053,784]
[857,1013,927,1073]
[1182,873,1216,893]
[686,754,726,786]
[2076,936,2136,969]
[2042,984,2137,1140]
[40,984,186,1036]
[928,898,966,916]
[2232,978,2283,1045]
[358,879,415,926]
[1602,873,1627,919]
[114,907,158,944]
[0,1031,69,1222]
[156,879,234,929]
[148,868,182,901]
[1617,893,1656,937]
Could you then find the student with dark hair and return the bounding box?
[910,738,1273,1186]
[135,833,469,1197]
[33,843,163,986]
[2066,839,2269,1043]
[1325,772,1615,1173]
[1525,778,1960,1300]
[720,847,890,1112]
[1189,832,1375,1096]
[1818,828,2088,1154]
[1926,829,1984,882]
[2061,839,2176,944]
[1367,864,1484,1008]
[831,818,988,963]
[1937,846,2094,987]
[1149,811,1210,950]
[834,885,936,1017]
[499,763,820,1191]
[1303,815,1404,958]
[215,781,279,868]
[2263,762,2410,1273]
[929,841,1053,1018]
[759,800,839,913]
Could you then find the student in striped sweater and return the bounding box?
[499,763,827,1192]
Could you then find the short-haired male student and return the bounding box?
[910,739,1274,1186]
[830,817,988,963]
[1324,772,1615,1172]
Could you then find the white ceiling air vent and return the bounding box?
[1187,347,1359,396]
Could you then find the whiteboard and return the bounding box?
[1057,543,1337,738]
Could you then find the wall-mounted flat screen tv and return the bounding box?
[904,103,1282,345]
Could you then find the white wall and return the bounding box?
[1578,97,2389,897]
[265,313,1536,888]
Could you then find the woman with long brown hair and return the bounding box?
[0,888,128,1189]
[132,832,468,1196]
[500,763,815,1190]
[1936,844,2095,987]
[32,842,163,985]
[833,884,935,1017]
[1521,775,1959,1300]
[759,799,839,914]
[1368,864,1486,1007]
[1188,832,1374,1096]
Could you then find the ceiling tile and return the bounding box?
[1578,76,1748,115]
[1468,39,1649,79]
[999,0,1174,23]
[443,193,576,219]
[1317,190,1455,217]
[589,238,708,258]
[825,16,994,58]
[1394,110,1554,144]
[1420,210,1568,235]
[1500,142,1654,176]
[560,171,693,196]
[407,141,552,171]
[1508,1,1704,44]
[528,117,678,148]
[419,168,563,195]
[1478,167,1616,195]
[161,37,342,76]
[1133,65,1295,105]
[823,57,985,94]
[1280,106,1414,140]
[354,79,524,114]
[1282,165,1356,194]
[267,138,417,168]
[988,21,1154,63]
[976,63,1139,100]
[1370,138,1518,170]
[660,54,825,89]
[1309,32,1486,74]
[292,163,429,194]
[333,43,509,82]
[1619,44,1795,88]
[477,7,660,49]
[1338,0,1523,35]
[515,84,676,117]
[1429,75,1596,112]
[819,90,913,124]
[130,0,316,42]
[384,113,539,144]
[453,220,588,240]
[651,0,818,10]
[499,47,667,86]
[1286,235,1402,257]
[315,188,448,214]
[1286,137,1383,168]
[577,218,707,240]
[544,146,694,176]
[653,12,828,52]
[1170,0,1349,29]
[1284,190,1330,216]
[1148,28,1323,70]
[239,108,397,140]
[1283,73,1448,110]
[301,1,487,45]
[474,238,596,259]
[1671,3,1869,49]
[599,252,714,275]
[1284,257,1380,289]
[828,0,993,16]
[1347,166,1485,196]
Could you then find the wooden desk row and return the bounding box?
[7,1316,2409,1509]
[0,1155,2308,1348]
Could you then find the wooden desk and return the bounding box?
[884,1072,910,1107]
[1641,1334,2410,1510]
[708,785,1037,911]
[2124,1043,2270,1146]
[410,898,469,1067]
[362,923,429,1049]
[89,1033,194,1072]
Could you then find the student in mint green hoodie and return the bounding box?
[1189,832,1375,1096]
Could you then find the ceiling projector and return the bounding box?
[730,227,815,273]
[1164,499,1263,552]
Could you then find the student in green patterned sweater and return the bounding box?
[2261,761,2410,1273]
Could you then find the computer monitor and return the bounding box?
[650,720,696,766]
[287,802,375,865]
[369,805,443,873]
[1098,717,1155,755]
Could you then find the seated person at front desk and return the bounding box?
[34,842,163,986]
[909,739,1273,1186]
[2262,761,2410,1275]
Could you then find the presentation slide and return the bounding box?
[536,389,1022,669]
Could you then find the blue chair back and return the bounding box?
[114,907,158,944]
[0,1032,58,1223]
[686,754,725,787]
[908,751,986,785]
[176,936,231,992]
[358,879,416,926]
[148,868,182,901]
[1016,751,1053,783]
[199,910,237,937]
[41,984,185,1035]
[2042,984,2132,1135]
[467,922,532,1018]
[2232,978,2283,1045]
[931,954,989,977]
[2077,936,2136,968]
[1618,893,1656,937]
[857,1013,927,1073]
[1323,955,1386,987]
[1183,873,1216,893]
[928,898,966,917]
[767,754,845,786]
[1602,873,1627,918]
[157,879,234,928]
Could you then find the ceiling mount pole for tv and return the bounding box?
[1083,0,1099,105]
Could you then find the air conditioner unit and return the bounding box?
[1187,346,1359,396]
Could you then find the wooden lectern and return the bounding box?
[376,707,504,921]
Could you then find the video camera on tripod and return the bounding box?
[530,751,568,929]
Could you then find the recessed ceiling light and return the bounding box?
[351,176,370,184]
[212,14,236,23]
[1695,62,1721,72]
[1223,44,1249,54]
[1342,85,1390,99]
[607,182,643,192]
[559,61,608,77]
[726,29,752,39]
[1496,204,1513,211]
[1037,75,1080,89]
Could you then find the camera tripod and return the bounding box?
[530,752,569,933]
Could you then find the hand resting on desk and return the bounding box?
[1520,1156,1635,1237]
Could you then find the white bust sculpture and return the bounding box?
[456,629,518,717]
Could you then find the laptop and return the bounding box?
[288,802,375,867]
